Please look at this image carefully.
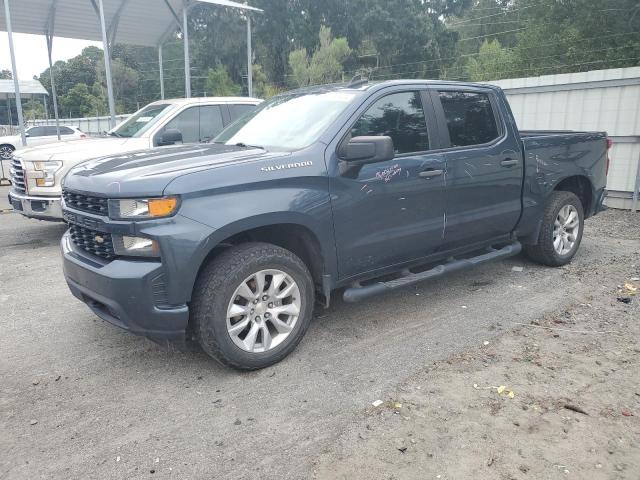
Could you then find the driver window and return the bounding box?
[162,107,199,143]
[351,91,430,154]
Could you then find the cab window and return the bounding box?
[162,107,200,143]
[438,91,499,147]
[351,91,430,154]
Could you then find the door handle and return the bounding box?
[500,158,518,167]
[419,169,444,178]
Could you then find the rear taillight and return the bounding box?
[605,137,612,176]
[80,134,87,138]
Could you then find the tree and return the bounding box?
[22,99,46,120]
[251,64,282,98]
[0,69,12,79]
[205,66,242,96]
[59,84,106,117]
[465,39,516,81]
[288,26,351,87]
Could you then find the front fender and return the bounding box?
[165,186,336,304]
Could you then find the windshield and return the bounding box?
[214,91,358,150]
[110,103,173,138]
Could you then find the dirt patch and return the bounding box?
[315,223,640,479]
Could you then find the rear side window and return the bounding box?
[438,91,499,147]
[59,126,75,135]
[27,126,46,137]
[351,91,429,154]
[199,105,224,142]
[229,104,256,121]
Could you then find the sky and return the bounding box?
[0,32,102,79]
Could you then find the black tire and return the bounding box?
[523,191,584,267]
[191,242,314,370]
[0,144,15,160]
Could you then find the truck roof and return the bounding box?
[282,79,501,97]
[146,96,263,107]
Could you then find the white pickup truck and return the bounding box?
[8,96,261,220]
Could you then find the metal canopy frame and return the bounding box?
[0,0,262,146]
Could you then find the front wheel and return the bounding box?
[523,191,584,267]
[0,144,15,160]
[191,242,314,370]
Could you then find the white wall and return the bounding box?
[489,67,640,210]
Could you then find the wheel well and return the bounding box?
[200,223,324,289]
[554,176,592,216]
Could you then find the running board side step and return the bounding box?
[342,242,522,303]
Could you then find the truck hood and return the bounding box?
[15,137,149,161]
[63,143,288,197]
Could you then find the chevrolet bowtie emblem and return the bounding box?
[94,235,105,244]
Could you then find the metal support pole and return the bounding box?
[158,44,165,100]
[182,2,191,98]
[3,0,26,146]
[45,34,62,139]
[43,95,49,123]
[97,0,117,128]
[246,15,252,97]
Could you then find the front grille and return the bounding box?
[63,189,109,215]
[69,223,115,260]
[9,158,26,194]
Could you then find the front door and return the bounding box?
[330,89,446,280]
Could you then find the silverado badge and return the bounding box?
[261,161,312,172]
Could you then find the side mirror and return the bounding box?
[159,128,183,145]
[24,133,30,138]
[339,136,394,165]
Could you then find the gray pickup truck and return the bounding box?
[60,79,609,370]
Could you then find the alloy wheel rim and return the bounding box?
[226,269,301,353]
[0,146,13,159]
[553,204,580,255]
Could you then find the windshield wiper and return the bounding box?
[108,131,122,137]
[234,142,263,149]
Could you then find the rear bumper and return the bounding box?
[8,190,63,221]
[61,231,190,347]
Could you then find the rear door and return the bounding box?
[330,88,446,279]
[431,88,523,248]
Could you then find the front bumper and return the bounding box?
[8,190,63,221]
[61,231,190,347]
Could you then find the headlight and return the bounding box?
[112,235,159,257]
[32,160,62,187]
[108,197,179,220]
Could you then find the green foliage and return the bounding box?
[288,26,351,87]
[59,84,106,117]
[22,99,46,120]
[205,66,242,96]
[465,39,516,81]
[0,69,12,79]
[251,64,282,98]
[26,0,640,118]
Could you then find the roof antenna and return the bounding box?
[347,74,368,87]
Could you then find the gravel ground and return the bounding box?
[1,185,638,479]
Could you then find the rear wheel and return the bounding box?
[523,191,584,267]
[0,144,15,160]
[192,242,314,370]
